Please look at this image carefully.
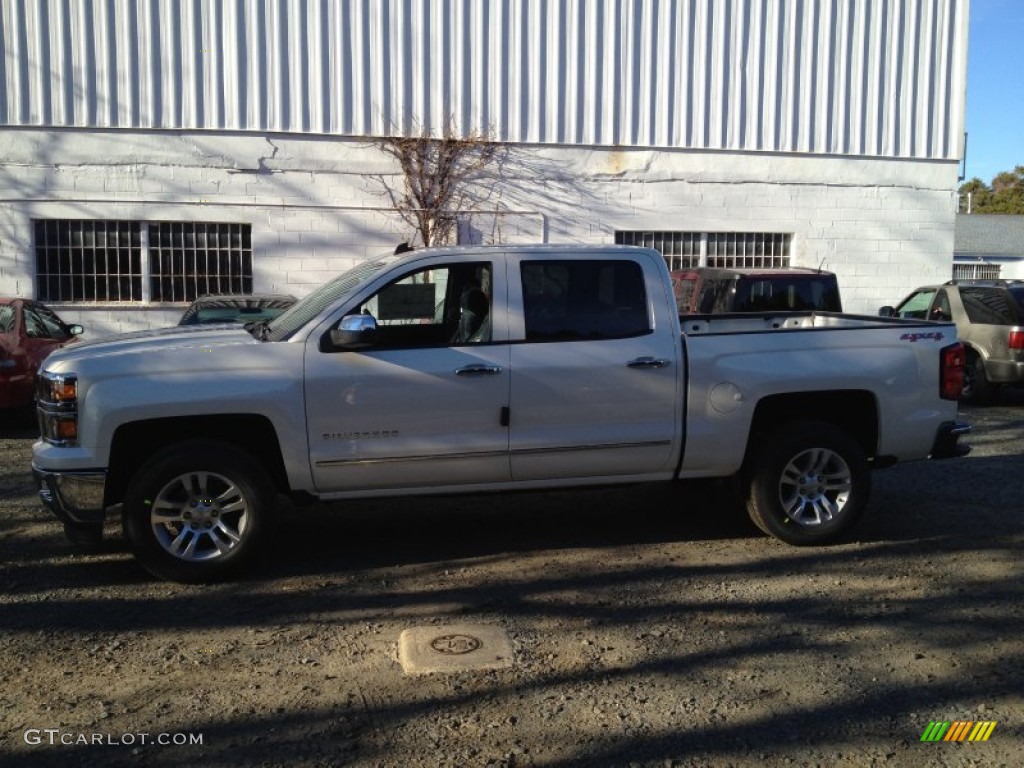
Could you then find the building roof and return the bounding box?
[955,215,1024,257]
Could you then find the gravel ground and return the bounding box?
[1,395,1022,768]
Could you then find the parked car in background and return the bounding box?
[0,298,83,409]
[880,280,1024,403]
[671,267,843,315]
[178,294,297,326]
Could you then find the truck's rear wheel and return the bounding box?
[122,441,275,582]
[745,422,869,545]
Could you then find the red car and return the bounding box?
[0,299,83,409]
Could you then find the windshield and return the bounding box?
[265,256,399,341]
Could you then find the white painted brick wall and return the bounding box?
[0,130,961,333]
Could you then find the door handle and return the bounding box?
[627,357,670,369]
[455,364,503,376]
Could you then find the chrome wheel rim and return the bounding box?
[778,447,852,526]
[149,471,250,561]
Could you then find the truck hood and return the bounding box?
[41,325,262,374]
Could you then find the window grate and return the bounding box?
[615,231,702,270]
[149,222,253,302]
[616,230,791,270]
[706,232,791,269]
[33,219,253,303]
[34,220,143,302]
[953,262,1001,281]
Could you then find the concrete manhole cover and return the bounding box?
[399,624,514,674]
[430,634,481,655]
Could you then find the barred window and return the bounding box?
[614,231,702,270]
[615,230,792,270]
[706,232,791,269]
[34,219,253,303]
[34,220,143,302]
[952,262,1001,281]
[149,222,252,301]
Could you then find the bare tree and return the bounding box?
[373,121,503,247]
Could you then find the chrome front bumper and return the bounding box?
[32,465,107,526]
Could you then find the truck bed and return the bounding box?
[679,311,948,335]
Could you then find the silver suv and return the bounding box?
[881,280,1024,402]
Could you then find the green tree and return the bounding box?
[959,166,1024,214]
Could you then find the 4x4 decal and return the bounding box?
[900,331,946,343]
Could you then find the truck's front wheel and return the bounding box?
[122,441,276,582]
[745,422,869,545]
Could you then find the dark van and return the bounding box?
[671,267,843,315]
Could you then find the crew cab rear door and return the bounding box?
[506,251,682,480]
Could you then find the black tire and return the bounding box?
[122,441,276,583]
[961,352,994,404]
[745,421,870,545]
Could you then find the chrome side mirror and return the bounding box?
[328,313,378,350]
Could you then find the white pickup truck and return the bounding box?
[33,245,970,582]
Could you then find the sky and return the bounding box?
[963,0,1024,182]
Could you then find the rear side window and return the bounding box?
[697,279,734,313]
[960,287,1021,325]
[521,260,650,341]
[670,272,698,312]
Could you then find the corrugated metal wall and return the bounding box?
[0,0,968,159]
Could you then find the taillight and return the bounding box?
[940,343,965,401]
[1009,330,1024,351]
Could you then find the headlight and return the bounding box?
[36,372,78,404]
[36,371,79,446]
[38,412,79,444]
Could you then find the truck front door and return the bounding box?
[305,258,511,492]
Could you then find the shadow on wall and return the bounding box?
[457,145,610,245]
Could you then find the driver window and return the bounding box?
[356,262,492,348]
[33,304,72,339]
[895,290,937,320]
[23,307,50,338]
